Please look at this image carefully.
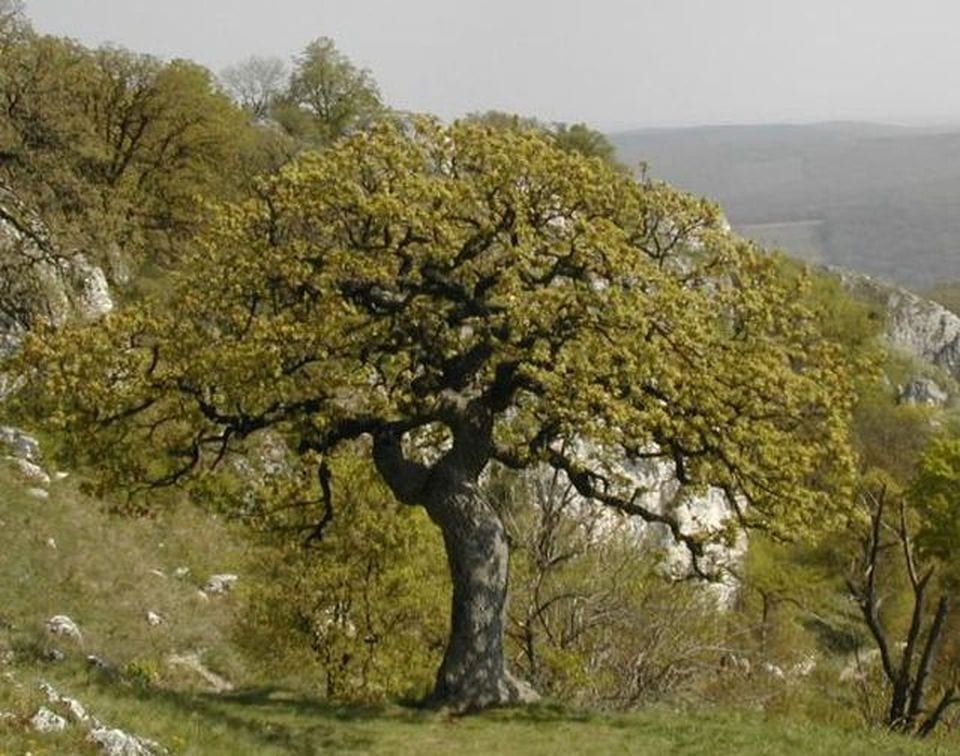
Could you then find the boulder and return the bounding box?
[203,574,238,595]
[89,727,164,756]
[10,457,50,485]
[39,681,89,723]
[30,706,67,732]
[0,426,40,460]
[899,377,949,406]
[46,615,81,642]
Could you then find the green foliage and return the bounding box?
[908,436,960,564]
[11,117,861,710]
[16,119,856,541]
[235,452,449,701]
[464,110,621,166]
[274,36,385,146]
[495,466,726,707]
[0,30,263,269]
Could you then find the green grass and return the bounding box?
[2,668,955,755]
[0,458,956,754]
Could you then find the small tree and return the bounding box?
[220,56,287,120]
[17,119,856,711]
[276,37,383,145]
[848,469,960,736]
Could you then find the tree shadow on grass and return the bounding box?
[111,684,389,753]
[92,678,602,753]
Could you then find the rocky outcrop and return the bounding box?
[27,681,166,755]
[203,574,238,595]
[46,615,82,643]
[835,267,960,380]
[0,181,113,348]
[899,377,949,406]
[0,426,40,460]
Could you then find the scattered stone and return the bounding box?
[203,574,238,594]
[0,426,40,460]
[39,681,89,723]
[195,590,209,602]
[166,652,233,693]
[46,615,81,642]
[148,569,166,579]
[43,648,65,663]
[763,662,786,680]
[145,611,163,627]
[53,471,69,481]
[10,457,50,485]
[30,706,66,732]
[46,537,57,550]
[26,487,49,500]
[89,726,164,756]
[172,567,190,579]
[899,377,949,406]
[86,655,111,672]
[791,655,817,677]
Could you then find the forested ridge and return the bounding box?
[3,1,960,752]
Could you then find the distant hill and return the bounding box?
[609,122,960,289]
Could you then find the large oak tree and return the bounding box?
[17,119,856,710]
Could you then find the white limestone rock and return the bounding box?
[899,377,949,406]
[39,681,89,723]
[46,615,81,642]
[30,706,67,732]
[0,426,40,460]
[203,574,238,595]
[89,726,164,756]
[10,457,50,485]
[836,268,960,379]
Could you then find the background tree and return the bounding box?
[274,37,384,145]
[16,119,857,711]
[0,32,263,274]
[220,56,287,120]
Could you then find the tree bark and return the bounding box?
[424,476,539,711]
[371,425,538,711]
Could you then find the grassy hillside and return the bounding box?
[4,682,954,755]
[0,461,955,754]
[610,122,960,288]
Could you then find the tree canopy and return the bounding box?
[17,118,857,710]
[271,37,384,146]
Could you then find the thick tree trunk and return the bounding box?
[424,478,539,711]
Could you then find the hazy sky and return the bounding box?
[21,0,960,131]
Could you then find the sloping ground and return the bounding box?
[0,460,257,752]
[0,450,952,754]
[2,682,951,755]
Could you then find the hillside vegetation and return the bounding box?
[7,1,960,752]
[0,457,950,755]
